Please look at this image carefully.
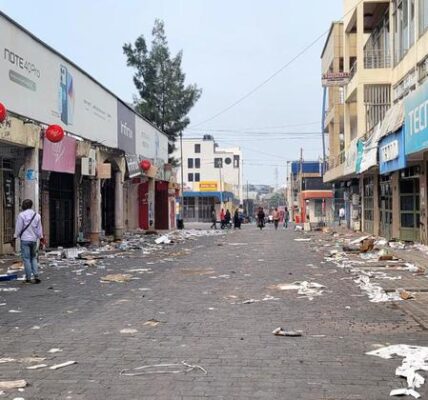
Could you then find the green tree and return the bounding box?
[123,19,202,164]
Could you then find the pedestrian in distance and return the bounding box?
[272,207,280,230]
[210,207,217,229]
[257,207,265,230]
[225,209,231,229]
[284,207,290,229]
[220,208,226,229]
[339,207,345,226]
[13,199,44,284]
[233,209,241,229]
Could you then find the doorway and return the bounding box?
[155,181,169,230]
[49,172,75,247]
[400,172,420,242]
[101,178,115,236]
[138,181,149,230]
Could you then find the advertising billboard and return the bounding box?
[0,14,117,148]
[135,116,168,162]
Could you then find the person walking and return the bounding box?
[220,208,226,229]
[272,207,280,230]
[225,209,231,228]
[233,209,241,229]
[13,199,44,284]
[339,207,345,226]
[284,207,290,229]
[210,207,217,229]
[257,207,265,230]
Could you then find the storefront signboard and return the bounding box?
[199,181,218,192]
[344,138,358,175]
[97,163,111,179]
[41,136,76,174]
[404,79,428,155]
[379,127,406,174]
[125,153,141,178]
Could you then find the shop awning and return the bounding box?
[183,191,234,201]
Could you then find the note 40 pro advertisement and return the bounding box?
[0,14,117,148]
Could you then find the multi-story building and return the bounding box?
[173,135,242,222]
[322,0,428,243]
[287,161,333,225]
[0,11,175,254]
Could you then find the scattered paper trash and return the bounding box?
[49,361,77,370]
[0,380,27,390]
[26,364,48,370]
[294,238,311,242]
[120,360,207,376]
[155,235,171,245]
[48,348,62,354]
[367,344,428,399]
[399,290,415,300]
[143,319,160,327]
[272,327,302,337]
[120,328,138,334]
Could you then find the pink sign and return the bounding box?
[42,136,77,174]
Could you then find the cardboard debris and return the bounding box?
[101,274,132,283]
[49,361,77,370]
[399,290,415,300]
[155,235,171,245]
[0,380,27,390]
[360,238,375,253]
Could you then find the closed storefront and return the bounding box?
[399,167,420,242]
[379,175,392,239]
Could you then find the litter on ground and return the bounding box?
[120,360,207,376]
[0,380,27,390]
[49,361,77,370]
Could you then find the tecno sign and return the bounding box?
[407,100,428,137]
[379,140,399,163]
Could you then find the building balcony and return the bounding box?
[364,49,391,69]
[323,151,345,183]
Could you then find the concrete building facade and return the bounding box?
[322,0,428,243]
[173,135,242,222]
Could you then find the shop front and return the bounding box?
[378,127,406,240]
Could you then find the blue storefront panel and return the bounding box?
[379,127,406,175]
[404,80,428,155]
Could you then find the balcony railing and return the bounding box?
[326,150,346,171]
[364,49,391,69]
[349,62,357,81]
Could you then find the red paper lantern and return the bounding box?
[45,124,64,143]
[0,103,7,123]
[140,159,151,171]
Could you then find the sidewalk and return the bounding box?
[299,226,428,329]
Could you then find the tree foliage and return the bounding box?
[123,20,201,163]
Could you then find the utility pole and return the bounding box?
[246,180,249,216]
[321,86,327,176]
[179,131,184,229]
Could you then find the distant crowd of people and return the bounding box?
[210,206,290,231]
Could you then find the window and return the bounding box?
[195,144,201,153]
[188,173,194,182]
[224,157,232,165]
[195,158,201,168]
[214,158,223,168]
[420,0,428,33]
[187,158,193,168]
[233,155,240,168]
[394,0,415,63]
[195,173,200,182]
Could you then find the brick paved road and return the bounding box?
[0,225,427,399]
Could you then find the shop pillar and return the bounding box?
[23,147,39,212]
[391,172,400,239]
[114,171,124,239]
[373,173,380,236]
[420,155,428,244]
[89,178,101,245]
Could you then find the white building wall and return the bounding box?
[173,137,243,202]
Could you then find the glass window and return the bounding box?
[233,155,240,168]
[195,144,201,153]
[195,158,201,168]
[314,200,323,217]
[187,158,193,168]
[420,0,428,34]
[195,173,200,182]
[188,173,193,182]
[214,158,223,168]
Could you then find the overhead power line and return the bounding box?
[189,0,364,129]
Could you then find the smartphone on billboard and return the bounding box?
[59,65,74,125]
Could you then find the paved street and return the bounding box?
[1,225,427,399]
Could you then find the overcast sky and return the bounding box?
[0,0,343,186]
